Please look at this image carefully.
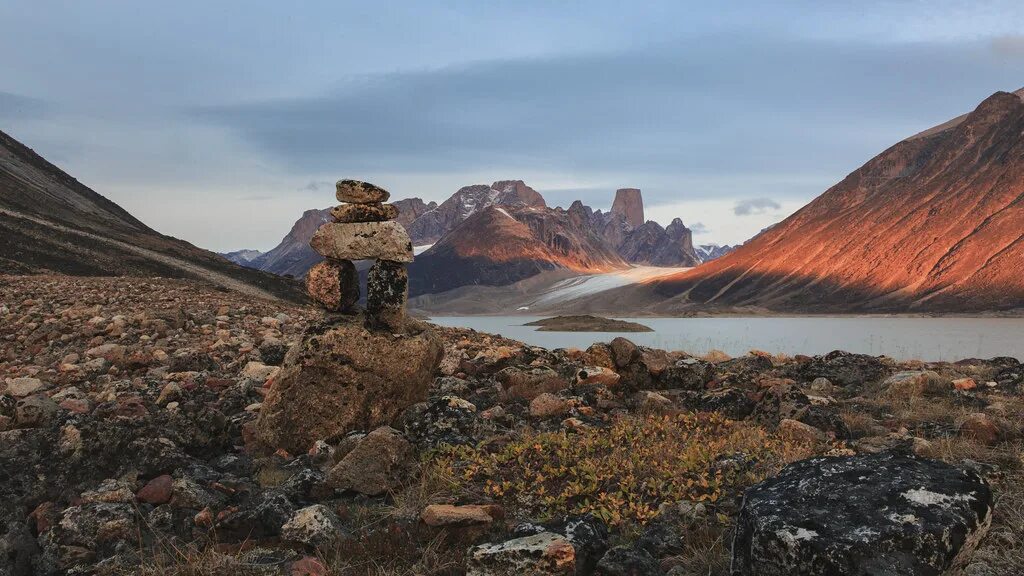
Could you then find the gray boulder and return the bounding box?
[731,452,993,575]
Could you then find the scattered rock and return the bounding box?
[467,532,576,575]
[5,377,45,397]
[776,418,826,445]
[327,426,412,496]
[136,475,173,505]
[959,413,1002,446]
[15,394,58,428]
[530,393,570,418]
[609,337,640,368]
[240,361,279,382]
[421,504,500,527]
[281,504,345,549]
[594,545,660,576]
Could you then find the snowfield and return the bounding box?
[527,266,690,307]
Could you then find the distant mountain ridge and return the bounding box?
[236,180,715,297]
[0,129,305,301]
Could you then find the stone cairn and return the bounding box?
[305,179,414,329]
[256,179,443,455]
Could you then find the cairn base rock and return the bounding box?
[256,314,443,454]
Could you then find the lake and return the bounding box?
[429,316,1024,361]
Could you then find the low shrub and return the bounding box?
[431,412,819,528]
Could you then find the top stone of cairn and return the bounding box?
[336,180,390,204]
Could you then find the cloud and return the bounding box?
[689,222,709,234]
[734,198,782,216]
[0,92,49,120]
[991,35,1024,57]
[192,35,1024,209]
[298,180,332,192]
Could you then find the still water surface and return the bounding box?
[429,316,1024,361]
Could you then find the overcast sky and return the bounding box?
[3,1,1024,251]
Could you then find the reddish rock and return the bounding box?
[952,378,977,391]
[290,556,328,576]
[529,393,570,418]
[29,501,58,534]
[194,507,213,527]
[59,399,91,414]
[421,504,501,527]
[306,259,359,312]
[137,475,174,505]
[959,413,1002,446]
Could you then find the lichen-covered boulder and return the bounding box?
[731,452,993,575]
[256,314,443,454]
[793,350,891,388]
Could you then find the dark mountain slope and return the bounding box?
[0,129,305,301]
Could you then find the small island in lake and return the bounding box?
[524,314,654,332]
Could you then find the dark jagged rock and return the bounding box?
[731,452,993,575]
[366,259,409,329]
[658,358,717,391]
[401,395,487,449]
[794,350,891,388]
[595,544,661,576]
[752,384,850,439]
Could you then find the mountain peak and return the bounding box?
[611,188,644,228]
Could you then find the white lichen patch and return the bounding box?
[902,488,973,508]
[888,513,919,524]
[776,527,819,547]
[852,526,880,541]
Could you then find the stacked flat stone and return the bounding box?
[306,180,414,328]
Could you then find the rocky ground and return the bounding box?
[1,274,1022,575]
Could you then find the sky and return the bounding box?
[3,1,1024,252]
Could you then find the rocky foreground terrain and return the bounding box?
[1,274,1022,575]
